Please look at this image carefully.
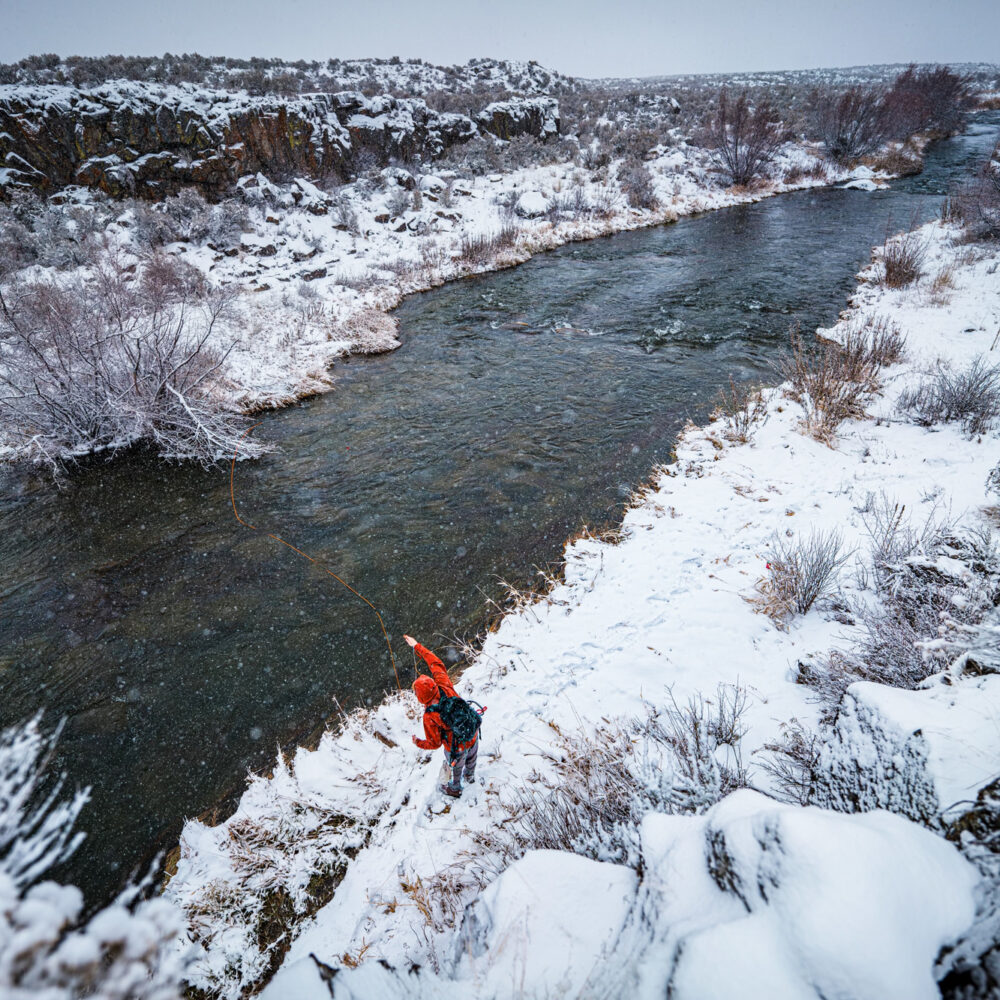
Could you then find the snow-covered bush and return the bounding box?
[898,357,1000,437]
[619,161,658,210]
[470,688,749,876]
[0,251,254,468]
[809,518,999,704]
[131,189,249,247]
[0,715,187,999]
[0,192,112,276]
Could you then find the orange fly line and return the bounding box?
[230,423,401,691]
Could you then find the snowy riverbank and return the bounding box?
[166,138,872,412]
[0,129,891,465]
[164,218,1000,997]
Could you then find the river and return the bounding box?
[1,112,997,905]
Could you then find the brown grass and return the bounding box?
[877,227,928,288]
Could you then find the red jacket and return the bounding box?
[412,642,478,752]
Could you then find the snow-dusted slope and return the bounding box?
[0,56,580,96]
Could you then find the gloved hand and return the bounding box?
[411,735,420,746]
[403,634,418,647]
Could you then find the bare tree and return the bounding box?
[707,88,785,185]
[0,250,255,469]
[950,141,1000,241]
[814,84,893,163]
[883,64,974,139]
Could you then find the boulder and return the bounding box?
[514,190,549,217]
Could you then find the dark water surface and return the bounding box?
[2,113,998,905]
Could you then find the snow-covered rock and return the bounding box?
[620,792,976,1000]
[291,791,976,1000]
[514,191,550,218]
[815,675,1000,825]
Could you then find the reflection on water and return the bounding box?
[1,112,997,905]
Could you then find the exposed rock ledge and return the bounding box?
[0,82,560,199]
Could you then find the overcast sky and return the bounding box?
[2,0,998,78]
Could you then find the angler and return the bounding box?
[404,634,485,799]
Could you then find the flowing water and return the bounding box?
[2,113,998,905]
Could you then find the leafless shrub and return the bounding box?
[0,252,253,468]
[897,357,1000,437]
[857,492,941,590]
[814,84,893,163]
[589,185,620,218]
[713,376,768,442]
[470,689,749,876]
[805,517,999,705]
[756,719,821,805]
[843,314,907,370]
[775,329,879,442]
[0,192,114,275]
[750,528,850,622]
[331,193,360,235]
[131,189,249,247]
[883,64,975,139]
[706,88,785,185]
[875,226,928,288]
[867,141,923,177]
[457,221,520,267]
[385,187,410,217]
[620,162,658,210]
[949,142,1000,242]
[929,263,957,303]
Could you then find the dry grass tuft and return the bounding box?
[713,377,769,443]
[747,528,850,624]
[876,227,928,288]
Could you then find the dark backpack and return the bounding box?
[428,695,484,746]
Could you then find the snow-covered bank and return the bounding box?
[165,219,1000,996]
[170,139,861,410]
[1,130,884,464]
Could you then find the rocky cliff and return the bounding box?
[0,83,560,199]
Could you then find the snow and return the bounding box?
[452,851,637,996]
[839,676,1000,817]
[286,792,976,999]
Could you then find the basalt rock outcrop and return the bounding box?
[0,83,560,200]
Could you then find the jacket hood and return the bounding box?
[413,675,440,705]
